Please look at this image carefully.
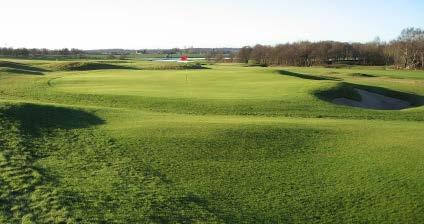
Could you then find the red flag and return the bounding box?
[180,55,188,61]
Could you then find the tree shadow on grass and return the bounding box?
[1,103,105,136]
[277,70,342,81]
[0,103,106,222]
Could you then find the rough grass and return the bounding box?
[0,105,74,223]
[0,59,423,223]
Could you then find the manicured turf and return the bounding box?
[0,59,423,223]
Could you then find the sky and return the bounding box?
[1,0,423,49]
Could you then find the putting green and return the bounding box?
[48,68,324,100]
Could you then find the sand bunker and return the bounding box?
[332,88,411,110]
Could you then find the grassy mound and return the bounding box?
[327,71,341,75]
[324,64,353,69]
[0,61,47,74]
[48,61,206,71]
[48,62,137,71]
[145,62,207,70]
[348,73,377,78]
[0,68,44,75]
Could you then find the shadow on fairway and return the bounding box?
[1,103,105,136]
[278,70,342,81]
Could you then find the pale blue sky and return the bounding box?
[1,0,423,49]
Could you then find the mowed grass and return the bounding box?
[0,59,423,223]
[49,67,309,99]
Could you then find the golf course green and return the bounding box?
[0,59,423,223]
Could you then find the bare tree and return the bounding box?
[238,46,252,63]
[237,27,423,69]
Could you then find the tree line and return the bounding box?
[238,28,424,69]
[0,48,84,57]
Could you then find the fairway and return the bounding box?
[0,60,423,223]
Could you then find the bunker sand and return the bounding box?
[333,88,411,110]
